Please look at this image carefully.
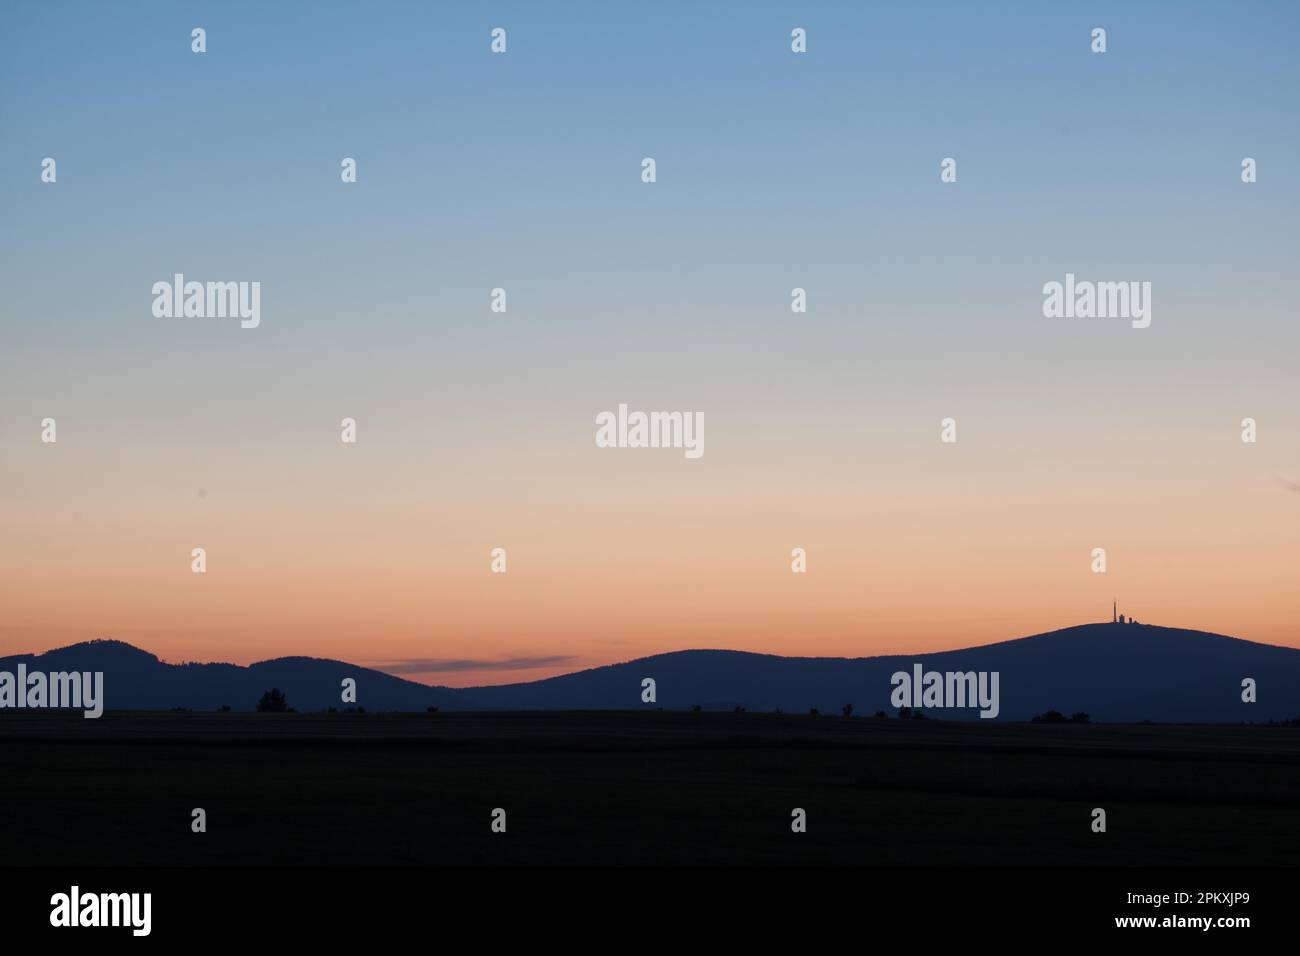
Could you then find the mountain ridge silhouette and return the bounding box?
[2,624,1296,721]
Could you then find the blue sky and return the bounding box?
[2,2,1298,670]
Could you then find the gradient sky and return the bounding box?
[2,1,1298,686]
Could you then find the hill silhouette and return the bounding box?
[463,623,1300,722]
[2,624,1297,721]
[0,639,466,713]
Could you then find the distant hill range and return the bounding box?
[2,623,1297,722]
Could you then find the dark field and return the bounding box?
[2,711,1298,866]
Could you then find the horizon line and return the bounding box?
[3,618,1287,690]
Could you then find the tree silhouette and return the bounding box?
[842,703,854,718]
[256,688,288,713]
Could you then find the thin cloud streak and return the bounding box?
[371,655,577,675]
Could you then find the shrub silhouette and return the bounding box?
[256,688,288,713]
[809,707,820,716]
[1070,711,1091,724]
[897,706,912,719]
[1032,710,1067,724]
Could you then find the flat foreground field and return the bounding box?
[2,711,1297,865]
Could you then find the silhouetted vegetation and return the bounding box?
[1033,710,1091,724]
[842,703,854,718]
[256,688,288,713]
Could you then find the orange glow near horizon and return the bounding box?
[3,0,1299,695]
[3,416,1297,687]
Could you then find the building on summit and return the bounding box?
[1111,600,1139,625]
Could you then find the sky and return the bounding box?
[2,1,1298,686]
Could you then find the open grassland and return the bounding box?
[2,711,1297,865]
